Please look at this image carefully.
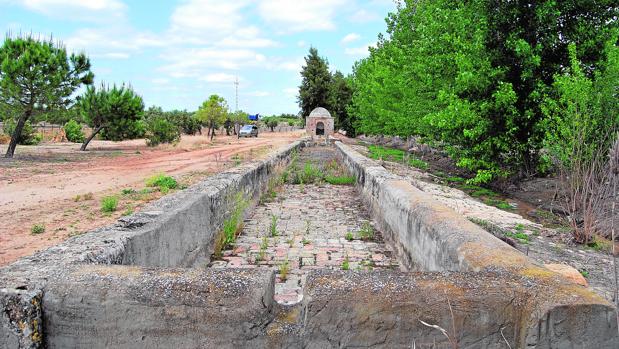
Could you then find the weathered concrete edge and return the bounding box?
[0,139,304,348]
[334,141,618,347]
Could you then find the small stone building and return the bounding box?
[306,107,334,137]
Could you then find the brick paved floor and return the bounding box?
[210,182,401,305]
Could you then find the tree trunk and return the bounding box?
[81,126,103,151]
[210,121,215,141]
[5,112,30,158]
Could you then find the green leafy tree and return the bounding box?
[329,71,354,136]
[266,119,278,132]
[349,0,618,182]
[0,35,93,157]
[229,110,248,135]
[143,106,181,147]
[169,109,201,135]
[298,47,332,118]
[195,95,229,140]
[78,83,144,151]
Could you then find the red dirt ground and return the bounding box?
[0,131,303,266]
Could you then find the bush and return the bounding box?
[145,116,181,147]
[100,196,118,213]
[2,119,40,145]
[63,119,85,143]
[145,173,178,193]
[31,224,45,235]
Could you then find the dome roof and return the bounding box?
[308,107,332,118]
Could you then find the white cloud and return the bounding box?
[341,33,360,44]
[64,28,164,58]
[345,42,375,57]
[159,48,265,77]
[200,73,238,83]
[297,40,307,47]
[258,0,349,32]
[349,9,378,23]
[19,0,126,21]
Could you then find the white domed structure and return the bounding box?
[306,107,334,137]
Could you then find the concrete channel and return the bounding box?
[1,139,618,348]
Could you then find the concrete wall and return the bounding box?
[334,141,619,348]
[0,140,304,348]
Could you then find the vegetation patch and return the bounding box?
[367,145,428,169]
[100,196,118,213]
[31,224,45,235]
[145,173,178,193]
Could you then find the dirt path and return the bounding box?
[0,131,303,266]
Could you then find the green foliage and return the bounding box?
[145,173,178,193]
[325,175,355,185]
[0,35,93,157]
[2,119,40,145]
[266,119,278,131]
[195,94,229,139]
[278,260,290,281]
[367,145,428,169]
[31,224,45,235]
[222,193,249,249]
[100,196,118,213]
[358,222,374,241]
[144,106,181,146]
[63,119,85,143]
[269,214,279,237]
[349,0,619,181]
[345,232,354,241]
[298,47,332,117]
[79,83,145,150]
[329,71,355,136]
[341,255,350,270]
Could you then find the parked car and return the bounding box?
[239,124,259,138]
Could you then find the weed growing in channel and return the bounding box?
[325,175,355,185]
[269,214,279,237]
[221,192,250,249]
[100,196,118,213]
[145,173,178,194]
[122,204,134,216]
[279,259,290,281]
[256,236,269,262]
[358,222,375,241]
[341,255,350,270]
[31,224,45,235]
[345,232,354,241]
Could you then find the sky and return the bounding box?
[1,0,396,116]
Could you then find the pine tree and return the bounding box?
[0,35,93,157]
[298,48,332,118]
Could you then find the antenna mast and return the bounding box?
[234,76,239,111]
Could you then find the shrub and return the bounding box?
[269,215,279,237]
[145,115,181,147]
[63,119,85,143]
[31,224,45,235]
[358,222,375,241]
[100,196,118,213]
[145,174,178,193]
[345,232,354,241]
[2,119,41,145]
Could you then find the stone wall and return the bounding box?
[334,141,619,348]
[0,140,304,348]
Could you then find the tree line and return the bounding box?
[0,35,254,157]
[345,0,618,184]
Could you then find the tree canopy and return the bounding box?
[298,47,332,117]
[349,0,619,182]
[0,35,93,157]
[78,83,144,150]
[195,94,229,140]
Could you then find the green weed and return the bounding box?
[358,222,375,241]
[341,255,350,270]
[325,175,355,185]
[345,232,354,241]
[279,260,290,281]
[31,224,45,235]
[145,173,178,193]
[100,196,118,213]
[269,214,279,237]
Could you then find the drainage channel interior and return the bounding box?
[208,145,403,305]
